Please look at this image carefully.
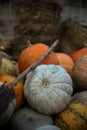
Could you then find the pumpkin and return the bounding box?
[35,125,61,130]
[8,107,53,130]
[18,43,59,74]
[71,54,87,92]
[0,58,18,76]
[0,74,24,110]
[71,48,87,63]
[54,91,87,130]
[55,53,74,75]
[24,64,73,115]
[0,82,16,126]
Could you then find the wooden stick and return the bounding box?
[8,39,59,88]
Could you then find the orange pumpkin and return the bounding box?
[71,54,87,92]
[55,53,74,75]
[0,74,24,110]
[18,43,59,73]
[71,48,87,62]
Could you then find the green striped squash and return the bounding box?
[54,91,87,130]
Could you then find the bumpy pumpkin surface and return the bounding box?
[18,43,59,73]
[71,54,87,91]
[24,64,73,114]
[55,53,74,75]
[0,74,24,110]
[54,91,87,130]
[71,48,87,62]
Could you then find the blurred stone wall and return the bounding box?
[59,0,87,26]
[13,0,62,56]
[1,0,87,58]
[0,0,16,37]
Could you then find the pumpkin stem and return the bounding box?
[26,40,32,47]
[8,39,59,88]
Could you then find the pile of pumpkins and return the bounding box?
[0,42,87,130]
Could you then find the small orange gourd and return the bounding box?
[18,43,59,73]
[55,53,74,75]
[0,74,24,110]
[71,48,87,62]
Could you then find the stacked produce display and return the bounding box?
[0,40,87,130]
[0,1,87,130]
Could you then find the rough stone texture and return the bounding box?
[58,18,87,55]
[13,0,62,56]
[0,1,16,37]
[1,1,87,58]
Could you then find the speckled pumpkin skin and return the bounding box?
[24,64,73,115]
[72,54,87,91]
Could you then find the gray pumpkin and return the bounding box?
[8,107,53,130]
[24,64,73,114]
[35,125,61,130]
